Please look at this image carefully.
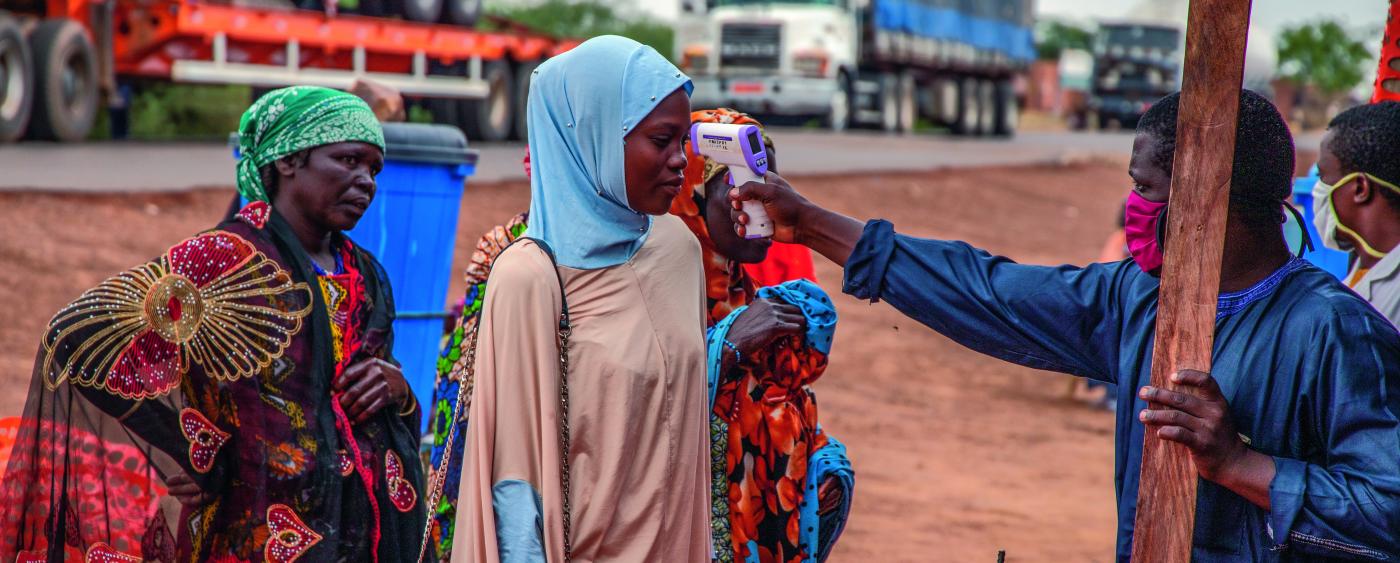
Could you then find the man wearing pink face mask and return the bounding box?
[728,90,1400,562]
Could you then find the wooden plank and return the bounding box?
[1129,0,1253,560]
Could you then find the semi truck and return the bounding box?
[0,0,578,143]
[1082,0,1276,129]
[1085,21,1181,129]
[677,0,1036,136]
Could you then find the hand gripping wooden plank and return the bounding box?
[1130,0,1253,560]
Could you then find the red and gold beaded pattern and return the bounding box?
[236,201,271,229]
[385,450,417,512]
[179,408,231,474]
[84,543,141,563]
[40,231,312,399]
[15,550,46,562]
[264,504,322,563]
[337,449,355,477]
[318,276,350,365]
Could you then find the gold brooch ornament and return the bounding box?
[42,231,313,399]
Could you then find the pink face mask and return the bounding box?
[1124,191,1168,274]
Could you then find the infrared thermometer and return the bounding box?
[690,122,772,238]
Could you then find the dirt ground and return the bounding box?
[0,160,1132,562]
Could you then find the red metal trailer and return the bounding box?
[0,0,578,142]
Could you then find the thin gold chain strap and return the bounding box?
[416,321,479,562]
[557,315,573,562]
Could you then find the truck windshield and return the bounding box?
[713,0,841,6]
[1101,26,1179,51]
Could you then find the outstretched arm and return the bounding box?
[733,174,1129,381]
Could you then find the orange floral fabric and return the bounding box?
[713,335,830,562]
[672,108,763,324]
[676,109,830,563]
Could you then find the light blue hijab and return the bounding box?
[523,35,693,269]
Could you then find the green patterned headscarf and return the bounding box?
[236,86,386,203]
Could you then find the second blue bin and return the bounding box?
[349,123,477,433]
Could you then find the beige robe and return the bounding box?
[453,214,711,562]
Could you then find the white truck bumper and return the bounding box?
[690,75,838,116]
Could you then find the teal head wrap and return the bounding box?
[236,86,386,203]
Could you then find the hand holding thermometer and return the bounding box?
[689,122,773,238]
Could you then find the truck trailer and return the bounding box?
[678,0,1036,136]
[0,0,577,143]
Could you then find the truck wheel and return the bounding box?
[976,79,995,136]
[444,0,481,27]
[462,59,513,142]
[426,97,460,131]
[951,77,980,136]
[992,79,1016,137]
[935,78,958,125]
[825,71,851,132]
[0,13,33,143]
[1097,112,1115,131]
[879,73,898,133]
[511,59,539,141]
[402,0,443,23]
[28,19,98,142]
[897,71,916,133]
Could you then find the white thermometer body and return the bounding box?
[690,122,772,238]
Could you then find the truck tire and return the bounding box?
[402,0,443,23]
[444,0,481,27]
[976,79,995,137]
[1098,111,1115,131]
[0,13,33,143]
[462,59,512,142]
[879,73,898,133]
[992,79,1016,137]
[824,71,851,132]
[511,59,539,141]
[951,77,980,136]
[897,71,916,133]
[935,78,958,125]
[28,19,98,142]
[426,97,461,131]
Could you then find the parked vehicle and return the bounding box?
[1085,21,1180,130]
[0,0,576,143]
[677,0,1036,136]
[1079,0,1277,130]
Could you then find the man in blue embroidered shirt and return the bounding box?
[729,90,1400,561]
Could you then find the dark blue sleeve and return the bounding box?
[842,220,1126,382]
[1267,311,1400,560]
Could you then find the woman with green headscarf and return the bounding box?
[0,86,426,563]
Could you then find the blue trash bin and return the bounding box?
[1291,165,1351,280]
[233,123,478,432]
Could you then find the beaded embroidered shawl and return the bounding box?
[0,202,425,563]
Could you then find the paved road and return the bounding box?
[0,129,1320,192]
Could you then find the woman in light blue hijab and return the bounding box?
[451,36,713,562]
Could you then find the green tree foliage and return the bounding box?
[89,84,250,141]
[485,0,673,57]
[1277,20,1372,96]
[1035,20,1093,61]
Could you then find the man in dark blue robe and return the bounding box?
[730,91,1400,561]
